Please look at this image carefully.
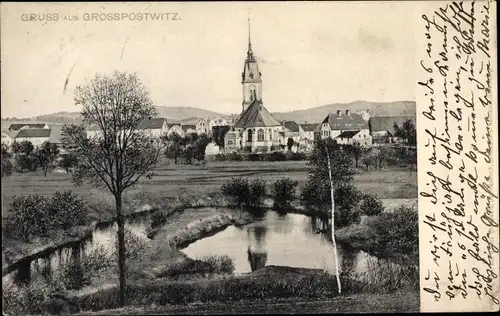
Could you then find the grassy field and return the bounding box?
[1,160,417,217]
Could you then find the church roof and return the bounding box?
[233,100,281,128]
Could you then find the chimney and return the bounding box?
[336,110,342,116]
[346,110,351,115]
[282,120,286,126]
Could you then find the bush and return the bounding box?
[220,177,267,210]
[3,194,50,240]
[228,152,243,161]
[368,206,418,257]
[3,278,65,315]
[265,151,286,161]
[151,210,170,229]
[248,153,261,162]
[15,153,38,173]
[2,158,13,177]
[113,228,148,261]
[47,191,89,230]
[214,153,227,161]
[272,178,298,210]
[248,178,267,208]
[360,194,385,216]
[220,177,250,209]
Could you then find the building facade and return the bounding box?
[15,128,51,147]
[368,116,415,145]
[317,110,372,145]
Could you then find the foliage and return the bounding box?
[11,141,21,155]
[18,140,35,155]
[1,144,13,177]
[333,184,363,227]
[15,153,38,173]
[2,191,89,240]
[212,125,231,148]
[248,178,267,208]
[113,228,148,261]
[61,71,163,307]
[344,141,369,168]
[286,137,294,151]
[393,119,416,145]
[302,138,354,211]
[163,133,183,164]
[359,194,385,216]
[220,177,251,209]
[361,155,376,171]
[157,255,235,278]
[58,152,78,173]
[193,134,211,161]
[368,206,418,257]
[272,177,298,210]
[34,141,60,177]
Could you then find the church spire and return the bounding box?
[247,15,254,60]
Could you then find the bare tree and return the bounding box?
[61,71,163,307]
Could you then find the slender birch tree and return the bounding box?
[305,138,354,294]
[61,71,163,307]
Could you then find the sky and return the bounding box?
[1,2,418,118]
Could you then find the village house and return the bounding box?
[15,128,52,147]
[167,124,185,138]
[1,130,18,147]
[8,123,49,132]
[224,21,286,153]
[317,110,372,146]
[368,116,415,145]
[181,124,197,135]
[137,118,169,138]
[281,121,304,145]
[300,123,319,143]
[196,118,212,135]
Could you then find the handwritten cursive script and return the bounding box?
[419,0,498,312]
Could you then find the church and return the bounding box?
[224,20,286,153]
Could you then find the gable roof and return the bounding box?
[2,129,18,139]
[300,123,319,132]
[9,123,47,131]
[48,125,63,143]
[16,128,51,138]
[137,118,167,130]
[234,100,281,128]
[282,121,301,132]
[369,116,415,133]
[320,112,367,131]
[336,130,360,139]
[181,124,196,132]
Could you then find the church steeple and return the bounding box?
[247,16,255,60]
[241,16,262,113]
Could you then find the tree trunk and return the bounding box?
[325,147,342,295]
[115,195,126,307]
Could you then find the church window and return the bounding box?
[247,129,253,142]
[257,129,264,141]
[269,129,272,140]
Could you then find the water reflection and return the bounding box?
[4,214,151,286]
[247,248,268,272]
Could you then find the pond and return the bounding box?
[181,211,393,276]
[3,215,151,286]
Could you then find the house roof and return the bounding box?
[9,123,47,131]
[368,116,415,133]
[181,124,196,132]
[300,123,319,132]
[137,118,167,130]
[16,128,51,138]
[2,129,18,139]
[282,121,301,132]
[336,130,360,139]
[234,100,281,128]
[48,125,63,143]
[319,112,367,131]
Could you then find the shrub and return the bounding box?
[368,206,418,257]
[47,191,89,230]
[113,228,148,261]
[334,184,363,227]
[15,153,38,173]
[214,153,227,161]
[360,194,385,216]
[272,178,298,210]
[3,195,50,240]
[220,177,250,209]
[248,178,267,208]
[248,153,261,162]
[265,151,286,161]
[151,210,170,229]
[228,152,243,161]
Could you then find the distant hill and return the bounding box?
[271,101,416,124]
[2,101,415,128]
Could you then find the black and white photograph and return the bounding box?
[1,1,497,314]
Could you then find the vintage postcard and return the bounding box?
[1,1,497,314]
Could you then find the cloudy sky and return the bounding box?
[1,2,418,118]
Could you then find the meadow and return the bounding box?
[1,160,417,217]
